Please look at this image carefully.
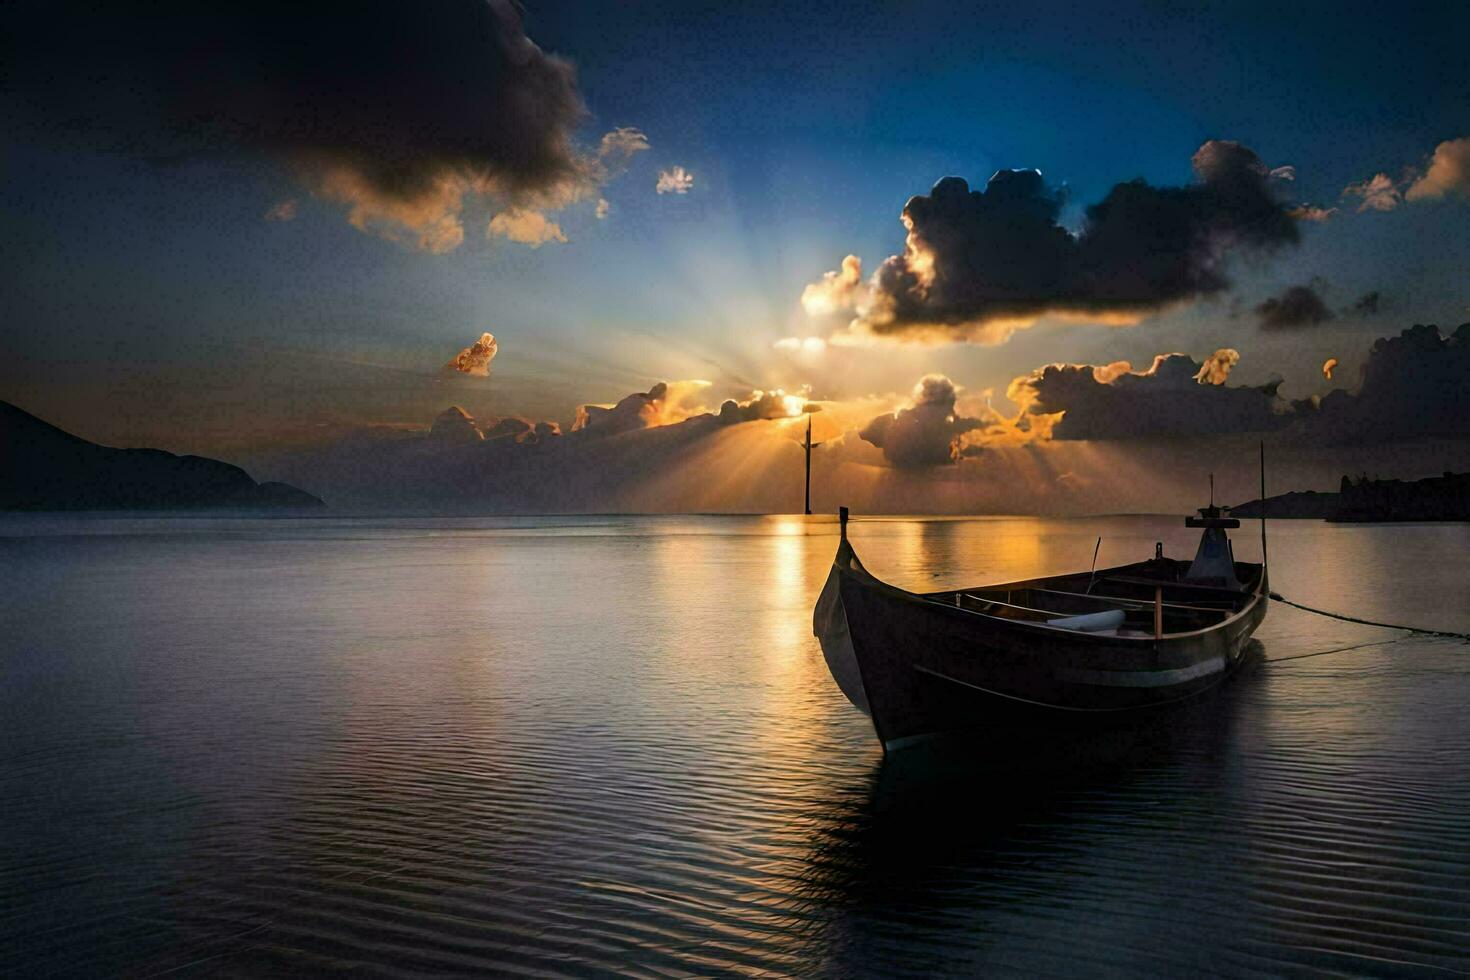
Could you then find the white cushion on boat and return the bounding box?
[1045,609,1127,632]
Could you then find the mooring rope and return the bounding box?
[1268,592,1470,642]
[1263,636,1409,664]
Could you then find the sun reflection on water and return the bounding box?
[7,516,1469,975]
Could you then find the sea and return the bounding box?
[3,514,1469,976]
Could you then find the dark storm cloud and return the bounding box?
[482,417,561,443]
[1015,354,1287,440]
[1351,291,1381,316]
[859,375,985,467]
[3,1,626,249]
[427,406,485,445]
[809,140,1300,343]
[1300,323,1470,443]
[1256,284,1335,329]
[1011,324,1470,444]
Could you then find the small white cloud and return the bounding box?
[1269,165,1297,181]
[775,337,827,353]
[595,198,611,220]
[488,208,568,247]
[656,166,694,195]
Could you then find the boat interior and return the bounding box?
[907,502,1265,637]
[922,555,1262,637]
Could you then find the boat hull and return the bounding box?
[818,561,1267,751]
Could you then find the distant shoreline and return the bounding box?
[1231,472,1469,522]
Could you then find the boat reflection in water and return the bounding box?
[794,652,1267,974]
[6,515,1468,974]
[816,503,1268,750]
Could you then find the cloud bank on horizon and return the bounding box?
[420,321,1470,460]
[1008,323,1469,445]
[249,322,1470,515]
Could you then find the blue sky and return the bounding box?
[3,0,1468,457]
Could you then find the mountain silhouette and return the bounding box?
[1,401,323,511]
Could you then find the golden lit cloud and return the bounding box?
[297,124,645,253]
[826,308,1142,348]
[488,207,567,247]
[799,254,865,316]
[264,199,298,222]
[1323,356,1338,380]
[444,332,499,377]
[1341,138,1470,215]
[716,387,820,426]
[1287,204,1337,222]
[307,163,468,253]
[1091,361,1135,385]
[571,380,713,436]
[652,380,716,423]
[1192,348,1241,385]
[1404,137,1470,202]
[1342,172,1403,212]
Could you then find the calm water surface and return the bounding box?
[3,515,1469,976]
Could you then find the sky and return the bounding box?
[3,0,1468,512]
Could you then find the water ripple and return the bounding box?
[3,516,1469,975]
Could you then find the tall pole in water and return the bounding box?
[804,414,813,516]
[801,412,825,516]
[1259,441,1269,580]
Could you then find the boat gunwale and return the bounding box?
[942,584,1240,617]
[840,555,1266,645]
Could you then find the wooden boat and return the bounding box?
[813,505,1268,751]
